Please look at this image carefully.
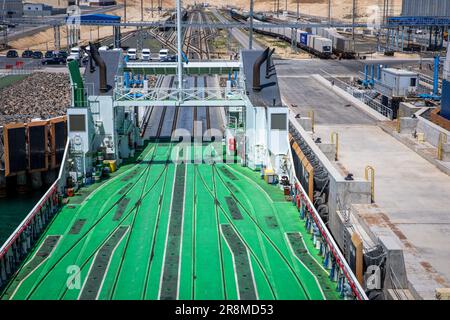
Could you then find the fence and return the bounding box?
[0,140,70,291]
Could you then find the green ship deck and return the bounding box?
[1,142,339,300]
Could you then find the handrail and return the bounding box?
[288,117,368,300]
[0,140,69,260]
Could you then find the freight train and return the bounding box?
[252,19,333,59]
[229,9,356,59]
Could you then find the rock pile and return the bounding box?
[0,72,70,126]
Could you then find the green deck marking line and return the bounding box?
[159,163,186,300]
[69,219,87,235]
[220,167,238,180]
[264,216,279,229]
[79,226,129,300]
[5,235,61,300]
[220,224,257,300]
[225,196,243,220]
[113,198,131,221]
[286,232,336,300]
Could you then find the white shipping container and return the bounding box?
[313,37,332,53]
[307,34,318,48]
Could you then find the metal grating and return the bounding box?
[225,196,243,220]
[221,224,257,300]
[2,236,60,299]
[264,216,279,229]
[79,226,128,300]
[160,163,186,300]
[118,183,133,195]
[286,232,335,299]
[113,198,130,221]
[219,167,238,180]
[69,219,87,235]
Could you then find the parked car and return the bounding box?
[32,51,43,59]
[44,50,54,59]
[141,48,151,61]
[22,50,33,58]
[127,48,137,60]
[68,47,81,61]
[6,50,18,58]
[42,53,66,65]
[58,50,68,58]
[161,54,177,62]
[159,49,169,60]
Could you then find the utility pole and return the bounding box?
[151,0,154,18]
[352,0,355,40]
[328,0,331,26]
[249,0,254,49]
[141,0,143,21]
[124,0,127,23]
[296,0,299,20]
[352,0,356,53]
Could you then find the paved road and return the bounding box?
[278,76,374,125]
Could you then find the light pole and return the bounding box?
[176,0,183,98]
[249,0,254,49]
[328,0,331,26]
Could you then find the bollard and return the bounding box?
[438,132,447,161]
[331,131,339,161]
[365,165,375,203]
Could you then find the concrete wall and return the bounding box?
[415,108,450,148]
[289,115,372,250]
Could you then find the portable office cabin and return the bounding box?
[377,68,419,97]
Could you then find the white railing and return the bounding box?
[0,140,70,290]
[287,118,368,300]
[114,87,245,103]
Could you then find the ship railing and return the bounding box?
[0,140,70,291]
[287,116,368,300]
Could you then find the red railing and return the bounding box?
[287,135,368,300]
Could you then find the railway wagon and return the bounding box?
[252,19,332,58]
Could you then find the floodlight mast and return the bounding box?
[177,0,183,101]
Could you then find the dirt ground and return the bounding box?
[4,0,175,52]
[4,0,402,52]
[211,0,402,20]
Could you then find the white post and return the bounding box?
[177,0,183,101]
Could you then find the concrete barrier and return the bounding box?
[311,74,390,122]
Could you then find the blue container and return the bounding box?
[441,80,450,120]
[300,33,308,45]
